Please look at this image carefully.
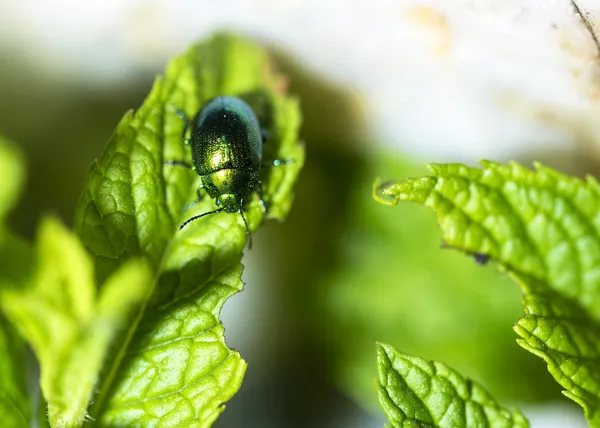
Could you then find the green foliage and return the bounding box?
[0,135,24,220]
[321,156,550,413]
[0,135,32,290]
[0,304,30,428]
[0,135,31,428]
[0,33,303,428]
[377,343,528,428]
[375,161,600,426]
[2,218,153,427]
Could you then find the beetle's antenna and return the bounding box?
[179,208,224,230]
[239,208,252,249]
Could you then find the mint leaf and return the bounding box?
[323,156,548,412]
[0,134,31,427]
[74,34,303,426]
[1,217,153,427]
[0,134,24,219]
[374,161,600,425]
[0,134,32,289]
[377,343,528,428]
[0,317,30,428]
[513,276,600,425]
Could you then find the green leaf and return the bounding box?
[0,133,33,291]
[0,134,25,220]
[0,316,30,428]
[1,217,153,427]
[74,34,303,426]
[512,277,600,425]
[0,134,31,428]
[374,161,600,425]
[377,343,528,428]
[322,156,550,413]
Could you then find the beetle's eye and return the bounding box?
[216,199,221,206]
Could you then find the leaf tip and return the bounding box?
[479,159,497,169]
[372,178,401,206]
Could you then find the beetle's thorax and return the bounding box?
[201,168,258,207]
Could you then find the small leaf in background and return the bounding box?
[1,217,153,427]
[0,134,31,427]
[377,343,528,428]
[0,317,30,428]
[0,134,33,289]
[71,33,303,426]
[374,161,600,426]
[0,134,24,220]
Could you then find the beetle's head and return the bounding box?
[216,194,241,213]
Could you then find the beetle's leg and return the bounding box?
[181,185,205,212]
[164,160,194,169]
[195,186,206,202]
[239,206,252,249]
[170,106,191,144]
[256,180,268,213]
[262,159,293,168]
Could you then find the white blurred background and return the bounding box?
[2,0,600,160]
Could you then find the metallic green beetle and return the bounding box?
[166,95,290,246]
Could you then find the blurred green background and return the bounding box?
[0,16,596,428]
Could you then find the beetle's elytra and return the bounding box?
[190,96,263,213]
[165,95,291,247]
